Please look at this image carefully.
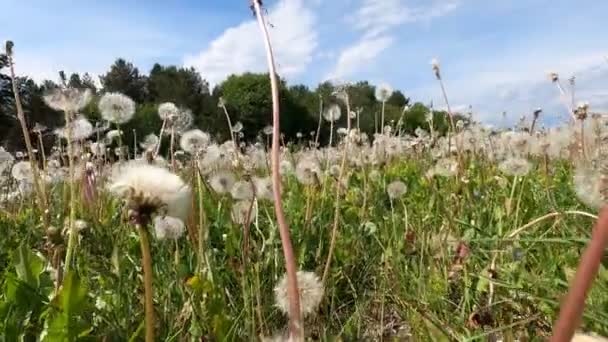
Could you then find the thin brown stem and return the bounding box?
[5,42,47,213]
[251,1,302,339]
[322,92,352,284]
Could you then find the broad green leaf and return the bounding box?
[12,243,44,288]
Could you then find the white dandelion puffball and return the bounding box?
[231,180,254,200]
[98,92,136,124]
[429,158,458,178]
[323,104,341,122]
[180,129,210,154]
[209,171,236,194]
[168,108,193,133]
[263,125,273,135]
[43,88,92,113]
[274,271,324,316]
[140,134,159,151]
[279,160,294,175]
[55,116,93,141]
[253,177,274,201]
[105,130,123,143]
[0,148,15,174]
[231,121,244,133]
[153,216,185,240]
[108,161,191,221]
[431,58,441,72]
[387,181,407,199]
[498,157,532,177]
[231,200,255,225]
[573,163,607,209]
[158,102,179,120]
[295,159,321,185]
[375,83,394,102]
[11,161,33,181]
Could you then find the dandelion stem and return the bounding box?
[551,207,608,342]
[137,223,155,342]
[322,91,352,285]
[251,1,302,339]
[64,109,78,272]
[5,41,48,218]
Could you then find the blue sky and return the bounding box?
[2,0,607,126]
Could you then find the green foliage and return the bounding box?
[99,58,147,102]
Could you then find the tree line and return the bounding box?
[0,56,460,153]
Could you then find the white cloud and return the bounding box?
[184,0,318,86]
[415,52,608,126]
[352,0,460,38]
[325,36,393,80]
[328,0,460,80]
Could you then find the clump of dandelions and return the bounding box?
[387,180,407,199]
[274,271,323,316]
[108,161,191,223]
[180,129,210,154]
[498,157,532,177]
[98,92,136,124]
[153,216,185,240]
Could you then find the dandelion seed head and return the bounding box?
[158,102,179,120]
[0,148,15,174]
[55,116,93,141]
[231,200,255,225]
[573,162,608,209]
[231,180,254,200]
[274,271,324,317]
[98,92,136,124]
[323,104,341,122]
[153,216,185,240]
[108,161,191,223]
[11,161,33,181]
[209,171,236,194]
[387,180,407,199]
[253,176,274,201]
[232,121,244,133]
[180,129,210,154]
[295,159,321,185]
[43,88,92,113]
[498,157,532,177]
[263,125,273,135]
[375,83,394,102]
[140,134,159,151]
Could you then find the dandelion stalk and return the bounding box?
[314,96,323,147]
[155,118,167,157]
[5,41,48,214]
[322,90,352,285]
[251,1,302,339]
[551,207,608,342]
[63,109,78,272]
[136,223,155,342]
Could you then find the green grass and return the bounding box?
[1,156,607,341]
